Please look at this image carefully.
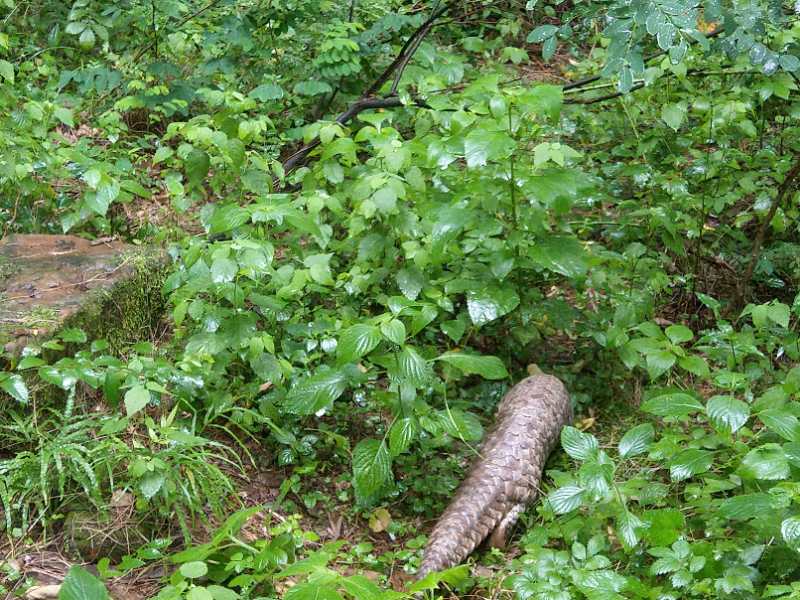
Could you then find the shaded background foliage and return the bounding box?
[2,0,800,598]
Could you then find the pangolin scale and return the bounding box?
[418,374,572,577]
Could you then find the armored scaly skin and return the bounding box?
[418,375,572,577]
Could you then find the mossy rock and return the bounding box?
[0,234,168,355]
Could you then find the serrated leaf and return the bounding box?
[285,369,348,415]
[548,485,585,514]
[646,349,676,379]
[706,395,750,433]
[0,374,29,404]
[352,438,392,499]
[139,472,165,500]
[768,302,791,328]
[380,319,406,345]
[435,352,508,379]
[209,205,250,235]
[304,253,334,285]
[397,267,424,301]
[440,319,466,343]
[466,287,520,326]
[54,106,75,127]
[124,385,150,417]
[529,236,588,278]
[464,128,516,168]
[669,449,713,481]
[719,493,775,520]
[678,355,710,377]
[210,257,237,283]
[641,391,703,417]
[618,423,654,458]
[665,324,693,344]
[397,345,432,387]
[389,417,417,456]
[436,409,483,441]
[759,409,800,441]
[185,149,210,187]
[337,324,381,363]
[661,103,685,131]
[561,426,599,460]
[781,516,800,550]
[738,443,789,480]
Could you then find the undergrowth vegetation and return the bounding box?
[2,0,800,598]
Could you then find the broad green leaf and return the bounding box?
[380,319,406,345]
[573,569,628,599]
[389,417,418,456]
[208,205,249,235]
[781,516,800,550]
[397,346,432,387]
[706,396,750,433]
[617,510,645,548]
[58,565,110,600]
[337,324,381,363]
[645,350,676,379]
[759,409,800,441]
[466,287,520,326]
[641,391,703,417]
[153,146,174,164]
[249,83,285,101]
[210,257,238,283]
[665,324,693,344]
[285,369,348,415]
[139,472,166,500]
[661,103,685,131]
[79,27,96,49]
[529,236,588,278]
[547,485,585,514]
[768,302,791,328]
[304,253,334,285]
[0,59,14,83]
[185,149,210,187]
[207,586,238,600]
[527,24,558,43]
[440,319,466,343]
[124,385,150,417]
[618,423,654,458]
[561,426,599,460]
[397,267,424,301]
[187,588,214,600]
[0,374,29,404]
[464,128,516,168]
[678,355,710,378]
[738,444,789,480]
[669,449,713,481]
[352,438,392,499]
[718,493,776,520]
[179,561,208,579]
[284,583,343,600]
[293,80,333,96]
[435,352,508,379]
[54,106,74,127]
[436,409,483,441]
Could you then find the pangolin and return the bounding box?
[418,374,572,577]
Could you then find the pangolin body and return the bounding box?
[418,374,572,577]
